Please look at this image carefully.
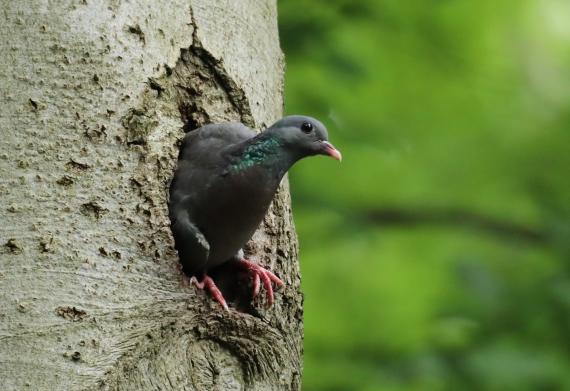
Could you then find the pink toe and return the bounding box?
[193,275,229,311]
[252,273,261,298]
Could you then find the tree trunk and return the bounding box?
[0,1,303,390]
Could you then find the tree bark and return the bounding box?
[0,1,303,390]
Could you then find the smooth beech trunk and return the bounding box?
[0,1,303,390]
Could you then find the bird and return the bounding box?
[168,115,341,310]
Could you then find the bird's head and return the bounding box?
[266,115,342,162]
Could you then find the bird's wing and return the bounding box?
[170,122,256,198]
[169,195,211,274]
[178,122,256,166]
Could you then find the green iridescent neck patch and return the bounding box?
[229,136,282,173]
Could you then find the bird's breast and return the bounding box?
[193,168,281,266]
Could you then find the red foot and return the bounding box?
[191,275,229,311]
[237,258,284,306]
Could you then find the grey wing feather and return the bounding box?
[170,123,255,202]
[170,196,210,274]
[178,122,256,164]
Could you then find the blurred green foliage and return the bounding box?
[278,0,570,389]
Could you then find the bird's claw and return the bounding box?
[238,258,284,307]
[191,275,229,311]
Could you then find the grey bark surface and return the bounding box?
[0,1,303,390]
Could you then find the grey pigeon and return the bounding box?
[168,115,341,310]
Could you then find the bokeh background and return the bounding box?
[277,1,570,390]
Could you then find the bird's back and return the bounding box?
[169,123,255,204]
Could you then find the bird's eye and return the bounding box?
[301,122,313,133]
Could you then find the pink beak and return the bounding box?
[321,141,342,161]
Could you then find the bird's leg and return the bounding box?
[237,258,284,306]
[190,275,229,311]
